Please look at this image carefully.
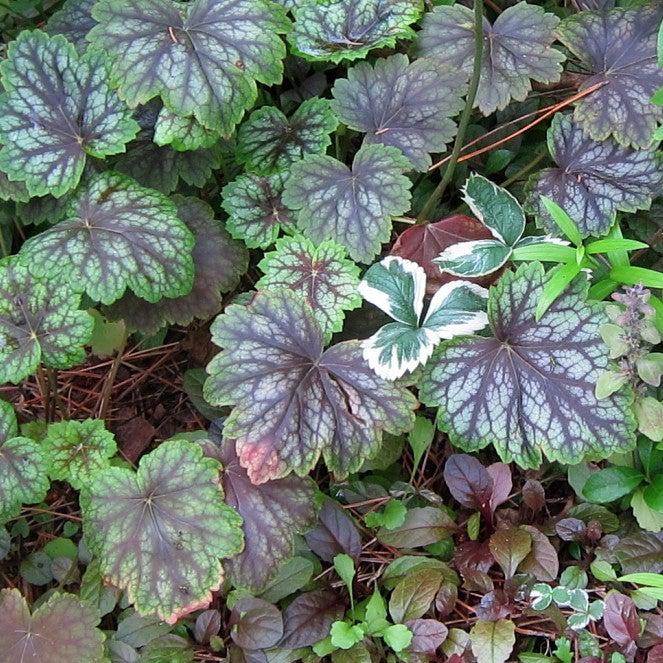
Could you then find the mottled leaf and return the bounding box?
[89,0,290,136]
[279,590,345,649]
[557,4,663,147]
[257,235,361,341]
[418,2,564,115]
[46,0,95,51]
[0,170,29,203]
[0,589,105,663]
[80,439,244,623]
[222,171,294,249]
[283,144,412,263]
[237,98,338,175]
[289,0,422,63]
[330,54,465,171]
[42,419,117,491]
[0,258,93,384]
[526,114,663,237]
[204,288,417,482]
[153,108,220,152]
[305,498,362,562]
[19,172,195,306]
[0,30,138,199]
[0,400,50,522]
[106,196,247,335]
[200,435,317,593]
[419,262,636,468]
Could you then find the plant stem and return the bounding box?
[416,0,484,225]
[501,149,547,189]
[98,334,127,420]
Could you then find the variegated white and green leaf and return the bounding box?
[423,281,489,339]
[434,239,512,278]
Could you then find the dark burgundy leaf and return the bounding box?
[555,518,587,542]
[649,645,663,663]
[455,540,494,574]
[522,480,546,512]
[434,583,458,618]
[279,590,345,649]
[443,454,494,513]
[615,532,663,574]
[305,498,362,562]
[603,592,639,660]
[519,525,559,582]
[389,215,499,295]
[487,463,512,512]
[194,610,221,645]
[230,597,283,651]
[639,614,663,649]
[461,569,494,594]
[474,590,511,621]
[405,618,448,654]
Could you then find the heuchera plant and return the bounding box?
[0,0,661,661]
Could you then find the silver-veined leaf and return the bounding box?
[419,262,636,468]
[19,172,195,306]
[203,288,417,483]
[282,144,412,263]
[80,438,244,623]
[330,54,466,171]
[153,108,221,152]
[418,2,564,115]
[0,30,138,198]
[46,0,96,51]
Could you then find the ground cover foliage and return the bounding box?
[0,0,662,661]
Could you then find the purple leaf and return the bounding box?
[489,527,532,578]
[434,583,458,618]
[522,480,546,512]
[194,610,221,645]
[230,597,283,651]
[615,532,663,574]
[204,289,417,482]
[487,463,512,512]
[279,590,345,649]
[405,618,448,654]
[555,518,587,542]
[557,4,663,147]
[474,590,512,622]
[526,114,663,237]
[443,454,493,513]
[46,0,96,52]
[0,589,105,663]
[455,540,494,574]
[420,262,636,469]
[518,525,559,582]
[305,498,362,562]
[603,591,639,660]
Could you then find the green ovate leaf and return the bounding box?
[419,262,636,468]
[42,419,117,491]
[526,114,663,238]
[107,196,248,335]
[19,172,195,306]
[257,235,361,340]
[556,4,663,148]
[0,258,93,384]
[237,98,338,175]
[222,171,294,249]
[470,619,515,663]
[0,30,138,198]
[0,589,106,663]
[89,0,290,136]
[80,439,243,623]
[434,239,513,278]
[283,144,412,263]
[418,2,564,115]
[289,0,422,63]
[330,54,466,171]
[203,289,417,483]
[46,0,96,51]
[0,400,50,522]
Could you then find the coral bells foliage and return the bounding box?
[0,0,661,660]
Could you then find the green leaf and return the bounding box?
[610,265,663,290]
[364,500,407,530]
[257,235,361,341]
[408,416,434,479]
[88,310,126,358]
[106,196,248,335]
[89,0,290,136]
[643,474,663,512]
[289,0,422,63]
[489,527,532,578]
[582,466,644,503]
[619,572,663,588]
[462,174,525,246]
[364,589,389,635]
[153,108,220,152]
[389,567,443,623]
[19,172,195,306]
[0,400,50,522]
[46,0,96,52]
[80,439,244,623]
[636,396,663,442]
[595,370,629,400]
[586,239,649,254]
[382,624,413,652]
[222,171,294,249]
[330,621,365,650]
[511,238,576,264]
[591,560,618,582]
[0,30,138,198]
[0,257,93,384]
[283,144,412,263]
[333,554,356,596]
[470,619,516,663]
[237,98,338,175]
[539,197,583,246]
[42,419,117,491]
[434,239,512,278]
[535,261,582,321]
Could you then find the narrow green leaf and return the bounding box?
[585,239,648,254]
[511,242,576,263]
[610,266,663,289]
[535,262,582,320]
[540,197,583,247]
[619,572,663,588]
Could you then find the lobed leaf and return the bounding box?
[46,0,96,51]
[282,144,412,263]
[289,0,422,63]
[556,4,663,148]
[203,288,417,482]
[526,114,663,238]
[107,196,248,335]
[0,258,93,384]
[19,172,195,306]
[80,438,244,623]
[257,235,361,340]
[330,54,466,171]
[418,2,564,115]
[237,98,338,175]
[89,0,290,136]
[153,108,220,152]
[419,262,637,468]
[0,30,138,198]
